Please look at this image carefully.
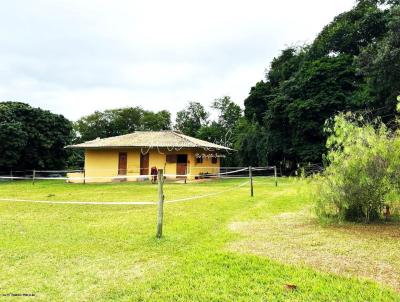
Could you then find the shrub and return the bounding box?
[315,113,400,223]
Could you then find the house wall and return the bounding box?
[67,147,221,183]
[188,149,220,176]
[85,149,119,183]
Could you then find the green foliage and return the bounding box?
[175,102,209,137]
[211,96,242,130]
[197,121,225,143]
[357,5,400,119]
[173,97,242,166]
[4,1,399,172]
[0,121,28,169]
[243,81,271,123]
[309,0,389,57]
[243,1,399,167]
[142,110,171,131]
[0,102,73,171]
[1,178,398,301]
[74,107,171,142]
[315,113,400,222]
[234,118,268,167]
[191,97,242,166]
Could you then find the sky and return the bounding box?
[0,0,356,121]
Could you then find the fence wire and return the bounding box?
[0,167,277,206]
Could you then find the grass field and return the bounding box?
[0,178,399,301]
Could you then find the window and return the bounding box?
[196,156,203,164]
[211,157,218,164]
[166,154,177,163]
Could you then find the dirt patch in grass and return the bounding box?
[228,210,400,291]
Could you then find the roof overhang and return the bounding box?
[66,145,235,151]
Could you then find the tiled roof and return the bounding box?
[67,131,233,150]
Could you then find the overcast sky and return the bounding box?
[0,0,356,121]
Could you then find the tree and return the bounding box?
[309,0,389,58]
[193,97,242,166]
[141,110,171,131]
[0,102,73,171]
[243,81,271,124]
[197,96,242,146]
[175,102,209,137]
[0,121,28,170]
[241,0,399,167]
[280,54,366,162]
[74,111,113,142]
[197,121,225,144]
[211,96,242,130]
[357,5,400,120]
[74,107,172,142]
[234,118,268,167]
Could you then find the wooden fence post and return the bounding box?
[274,166,278,187]
[156,169,165,238]
[249,166,254,197]
[10,169,13,181]
[32,169,36,185]
[83,169,86,185]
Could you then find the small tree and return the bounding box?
[315,112,400,223]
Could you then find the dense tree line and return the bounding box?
[1,0,399,171]
[74,107,171,143]
[176,0,400,169]
[243,0,400,168]
[69,107,172,168]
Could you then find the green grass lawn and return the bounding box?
[0,178,399,301]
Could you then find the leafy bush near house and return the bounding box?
[315,112,400,223]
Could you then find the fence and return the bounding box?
[0,167,278,238]
[0,166,278,183]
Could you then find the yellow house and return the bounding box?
[67,131,232,183]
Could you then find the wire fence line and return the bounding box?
[0,166,277,181]
[1,166,274,173]
[0,198,155,205]
[165,180,250,204]
[0,166,277,211]
[0,167,279,239]
[0,179,251,206]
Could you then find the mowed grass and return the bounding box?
[0,179,240,202]
[0,178,399,301]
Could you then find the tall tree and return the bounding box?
[195,97,243,166]
[243,81,271,124]
[242,0,398,168]
[175,102,209,137]
[357,5,400,119]
[211,96,242,130]
[234,118,268,167]
[0,102,73,171]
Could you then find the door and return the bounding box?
[118,152,127,175]
[176,154,188,177]
[140,153,150,175]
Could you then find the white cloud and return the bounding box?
[0,0,356,120]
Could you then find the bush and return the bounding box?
[315,113,400,223]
